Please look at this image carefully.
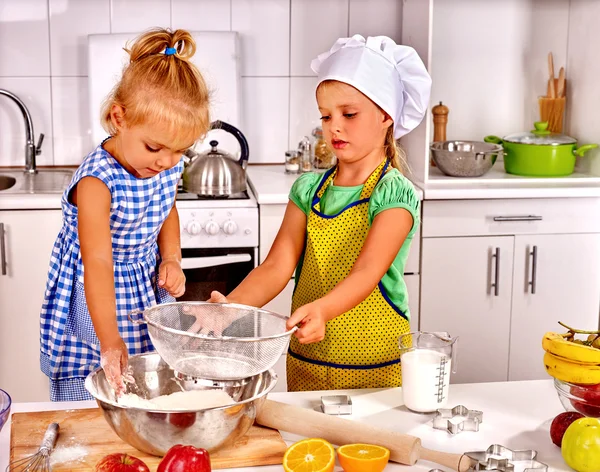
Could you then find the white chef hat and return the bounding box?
[311,34,432,139]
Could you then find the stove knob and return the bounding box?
[185,220,202,235]
[223,220,238,235]
[205,220,220,236]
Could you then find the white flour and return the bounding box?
[50,445,88,466]
[118,389,235,410]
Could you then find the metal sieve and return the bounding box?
[129,301,296,381]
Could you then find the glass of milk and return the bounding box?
[398,331,458,413]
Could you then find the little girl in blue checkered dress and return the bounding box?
[40,28,211,401]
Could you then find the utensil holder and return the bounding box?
[538,96,566,134]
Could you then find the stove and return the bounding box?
[174,181,259,302]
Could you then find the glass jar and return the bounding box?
[298,136,313,173]
[285,150,300,174]
[312,127,336,169]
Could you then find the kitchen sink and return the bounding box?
[0,175,16,191]
[0,169,73,194]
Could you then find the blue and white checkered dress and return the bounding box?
[40,143,183,401]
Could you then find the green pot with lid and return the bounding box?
[484,122,598,177]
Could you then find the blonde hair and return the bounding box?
[316,80,408,173]
[101,28,211,150]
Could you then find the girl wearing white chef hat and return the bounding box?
[208,34,431,391]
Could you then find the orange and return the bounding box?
[337,443,390,472]
[283,438,335,472]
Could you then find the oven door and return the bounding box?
[177,247,257,302]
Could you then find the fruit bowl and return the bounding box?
[0,388,11,432]
[554,378,600,417]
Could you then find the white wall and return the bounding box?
[0,0,403,167]
[566,0,600,175]
[430,0,569,143]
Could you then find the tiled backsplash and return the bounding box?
[0,0,402,167]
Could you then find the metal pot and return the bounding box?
[183,120,249,196]
[484,121,598,177]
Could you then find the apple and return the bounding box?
[562,417,600,472]
[570,383,600,417]
[550,411,584,447]
[95,453,150,472]
[157,444,211,472]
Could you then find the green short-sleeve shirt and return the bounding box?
[289,168,420,320]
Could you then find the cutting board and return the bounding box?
[9,408,287,471]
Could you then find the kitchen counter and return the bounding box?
[247,165,425,205]
[1,379,570,471]
[421,166,600,200]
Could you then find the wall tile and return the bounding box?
[110,0,171,33]
[289,76,320,149]
[232,0,290,76]
[290,0,348,76]
[51,77,92,165]
[349,0,402,41]
[172,0,230,31]
[0,0,50,77]
[49,0,110,76]
[242,77,289,163]
[0,77,53,167]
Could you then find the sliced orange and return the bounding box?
[283,438,335,472]
[337,443,391,472]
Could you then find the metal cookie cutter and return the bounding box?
[465,444,548,472]
[432,405,483,434]
[320,395,352,415]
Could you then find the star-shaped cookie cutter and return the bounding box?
[465,444,548,472]
[432,405,483,434]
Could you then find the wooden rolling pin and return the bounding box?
[256,399,472,471]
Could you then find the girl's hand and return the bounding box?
[158,258,186,298]
[286,302,327,344]
[100,337,133,397]
[207,290,228,303]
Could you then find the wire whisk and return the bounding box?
[6,423,59,472]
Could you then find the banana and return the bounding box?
[543,351,600,384]
[542,331,600,365]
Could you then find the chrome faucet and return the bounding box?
[0,89,44,174]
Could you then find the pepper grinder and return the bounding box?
[432,101,449,142]
[431,101,449,167]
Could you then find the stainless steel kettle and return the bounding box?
[182,120,249,196]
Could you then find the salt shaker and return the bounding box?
[285,150,300,174]
[298,136,312,173]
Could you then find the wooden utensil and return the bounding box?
[10,408,287,471]
[556,67,566,98]
[256,399,472,472]
[547,52,556,98]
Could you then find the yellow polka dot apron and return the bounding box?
[287,160,410,391]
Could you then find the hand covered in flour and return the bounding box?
[182,291,238,337]
[158,258,186,298]
[287,302,326,344]
[100,337,134,397]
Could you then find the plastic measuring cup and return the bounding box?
[398,331,458,413]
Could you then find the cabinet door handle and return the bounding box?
[491,247,500,296]
[493,215,543,222]
[529,245,538,294]
[0,223,6,276]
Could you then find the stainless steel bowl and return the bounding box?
[430,140,503,177]
[85,353,277,456]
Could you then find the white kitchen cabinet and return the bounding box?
[420,198,600,384]
[0,210,62,402]
[263,278,294,317]
[420,236,514,384]
[509,233,600,381]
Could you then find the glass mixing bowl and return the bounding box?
[0,388,11,432]
[554,378,600,417]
